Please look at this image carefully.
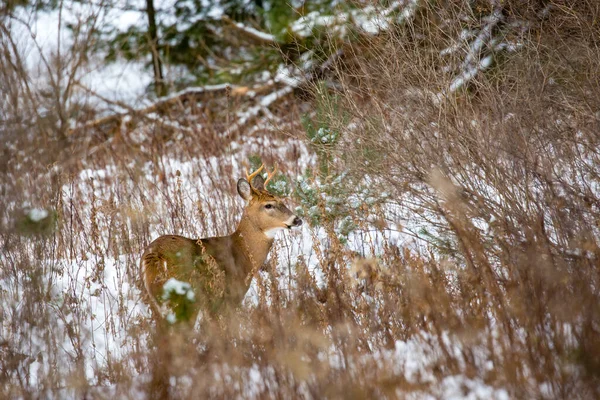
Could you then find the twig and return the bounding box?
[68,83,246,134]
[221,15,277,45]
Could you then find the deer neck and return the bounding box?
[232,213,274,276]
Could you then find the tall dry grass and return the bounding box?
[325,0,600,397]
[1,1,599,399]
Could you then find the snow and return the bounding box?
[154,84,231,105]
[274,64,303,87]
[28,208,48,221]
[352,6,390,34]
[79,60,152,105]
[10,5,151,106]
[259,86,294,108]
[443,7,506,93]
[0,2,543,397]
[162,278,194,300]
[166,312,177,324]
[0,116,523,398]
[437,375,510,400]
[8,0,426,113]
[232,20,276,43]
[4,254,148,387]
[228,85,295,133]
[290,2,418,38]
[291,12,345,38]
[449,55,495,92]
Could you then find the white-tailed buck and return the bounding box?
[140,164,302,321]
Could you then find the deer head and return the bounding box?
[236,164,302,238]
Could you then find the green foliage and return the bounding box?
[94,0,297,89]
[248,154,263,173]
[302,82,345,176]
[294,170,351,225]
[7,0,414,94]
[266,174,291,197]
[263,1,296,40]
[294,170,388,244]
[161,279,196,324]
[293,84,389,243]
[16,208,57,236]
[246,82,358,216]
[2,0,58,13]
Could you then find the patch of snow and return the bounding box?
[163,278,193,299]
[28,208,48,221]
[166,312,177,324]
[232,20,275,42]
[274,64,303,87]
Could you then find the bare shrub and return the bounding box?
[325,0,600,397]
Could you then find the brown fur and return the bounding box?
[140,172,300,321]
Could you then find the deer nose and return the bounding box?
[293,216,303,227]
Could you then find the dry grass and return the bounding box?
[1,1,600,399]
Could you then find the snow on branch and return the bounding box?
[447,7,504,93]
[69,83,245,135]
[221,16,277,44]
[225,85,294,137]
[69,77,298,154]
[290,1,418,38]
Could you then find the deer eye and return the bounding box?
[265,204,273,209]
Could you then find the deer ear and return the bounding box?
[237,178,252,201]
[252,174,265,191]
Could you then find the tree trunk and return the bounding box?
[145,0,165,96]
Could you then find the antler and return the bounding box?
[264,164,278,187]
[245,164,264,188]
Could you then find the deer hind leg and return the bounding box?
[141,252,170,320]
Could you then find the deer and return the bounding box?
[140,164,302,322]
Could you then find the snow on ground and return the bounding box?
[0,124,507,397]
[10,4,150,106]
[0,128,510,398]
[51,254,146,381]
[2,3,519,396]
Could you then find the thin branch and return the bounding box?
[221,15,277,45]
[69,83,246,133]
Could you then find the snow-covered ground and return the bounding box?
[10,3,150,106]
[3,2,574,398]
[0,124,512,398]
